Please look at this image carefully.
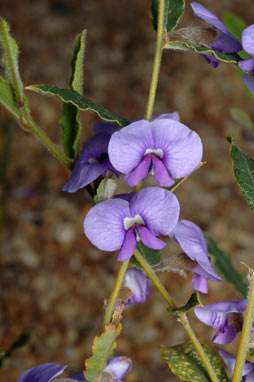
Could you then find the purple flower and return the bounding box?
[194,299,247,344]
[84,187,180,261]
[108,117,202,187]
[238,25,254,95]
[17,357,132,382]
[191,2,241,67]
[219,350,254,382]
[169,220,221,293]
[62,122,121,193]
[115,268,150,309]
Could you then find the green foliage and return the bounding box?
[27,85,130,127]
[161,343,228,382]
[0,76,21,118]
[84,307,123,382]
[223,12,249,60]
[206,235,247,298]
[0,18,24,106]
[60,30,87,159]
[164,40,240,65]
[94,178,117,203]
[150,0,185,33]
[168,292,201,315]
[230,108,254,132]
[228,136,254,210]
[0,332,31,367]
[130,242,162,269]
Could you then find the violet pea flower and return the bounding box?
[62,122,121,193]
[194,299,247,344]
[84,187,180,261]
[219,350,254,382]
[238,25,254,95]
[169,220,221,293]
[191,2,242,68]
[115,268,150,309]
[17,357,132,382]
[108,117,202,187]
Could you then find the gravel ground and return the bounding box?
[0,1,254,381]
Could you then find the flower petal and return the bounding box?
[242,74,254,95]
[212,325,237,344]
[93,121,120,135]
[242,25,254,56]
[137,225,166,250]
[130,187,180,236]
[211,31,242,53]
[201,54,219,68]
[104,357,132,379]
[194,307,229,329]
[123,268,150,305]
[117,227,137,261]
[169,220,221,281]
[239,58,254,73]
[84,199,130,251]
[151,119,203,179]
[192,273,208,293]
[219,351,253,376]
[124,155,151,186]
[191,2,241,51]
[152,112,180,122]
[17,363,67,382]
[152,156,174,187]
[108,120,153,174]
[70,371,86,381]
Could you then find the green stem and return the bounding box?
[145,0,165,121]
[232,268,254,382]
[103,259,130,328]
[134,248,219,382]
[19,110,73,170]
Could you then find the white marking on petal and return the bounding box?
[124,215,145,230]
[88,157,99,164]
[144,148,164,158]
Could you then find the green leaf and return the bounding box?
[223,12,249,60]
[163,40,241,65]
[0,18,24,106]
[150,0,185,33]
[206,235,247,298]
[130,241,162,269]
[230,108,254,132]
[84,308,123,381]
[228,136,254,210]
[161,343,228,382]
[94,178,117,204]
[168,292,201,315]
[0,332,31,367]
[0,76,21,118]
[60,30,87,159]
[26,85,130,127]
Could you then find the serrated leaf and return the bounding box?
[161,343,228,382]
[130,241,162,270]
[228,136,254,210]
[223,12,249,60]
[84,308,122,382]
[60,30,87,159]
[163,40,240,65]
[168,292,201,315]
[206,235,247,298]
[94,178,117,204]
[26,85,130,127]
[150,0,185,33]
[0,18,24,106]
[0,76,21,118]
[230,108,254,132]
[0,332,31,367]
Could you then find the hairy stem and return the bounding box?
[232,268,254,382]
[134,249,219,382]
[103,259,130,328]
[145,0,165,121]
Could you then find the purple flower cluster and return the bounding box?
[18,357,132,382]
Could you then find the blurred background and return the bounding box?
[0,0,254,380]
